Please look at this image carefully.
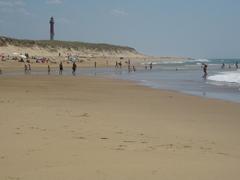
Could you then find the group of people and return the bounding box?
[221,61,239,69]
[58,62,77,76]
[115,61,122,69]
[145,63,153,70]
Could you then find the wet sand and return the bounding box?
[0,75,240,180]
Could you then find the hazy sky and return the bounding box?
[0,0,240,58]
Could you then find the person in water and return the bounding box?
[221,63,225,69]
[202,63,208,79]
[235,61,239,69]
[150,63,153,70]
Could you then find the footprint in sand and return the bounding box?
[123,140,136,143]
[6,176,21,180]
[0,155,5,159]
[73,136,86,140]
[100,137,109,140]
[116,131,124,134]
[80,113,90,117]
[15,132,23,135]
[114,147,125,151]
[216,152,230,156]
[200,146,212,151]
[183,145,192,149]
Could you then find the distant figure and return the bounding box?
[133,65,136,72]
[28,63,31,72]
[72,62,77,76]
[48,65,51,75]
[115,61,118,69]
[235,61,239,69]
[145,64,148,70]
[221,63,225,69]
[59,52,61,57]
[24,63,28,74]
[25,53,29,59]
[119,61,122,68]
[150,63,153,70]
[128,64,131,73]
[229,64,231,69]
[59,62,63,75]
[94,61,97,68]
[202,63,208,79]
[0,68,2,75]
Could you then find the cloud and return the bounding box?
[46,0,63,5]
[111,9,128,17]
[0,0,30,15]
[0,0,25,7]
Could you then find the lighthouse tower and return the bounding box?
[49,17,55,40]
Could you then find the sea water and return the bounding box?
[112,58,240,103]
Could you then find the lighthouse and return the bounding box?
[49,17,55,40]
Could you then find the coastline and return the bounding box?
[1,64,240,104]
[1,75,240,179]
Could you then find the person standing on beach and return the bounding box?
[94,61,97,68]
[128,63,131,73]
[59,62,63,75]
[24,63,28,74]
[72,62,77,76]
[28,63,31,73]
[150,63,153,70]
[133,65,136,72]
[119,61,122,69]
[48,65,51,75]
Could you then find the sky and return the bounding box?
[0,0,240,58]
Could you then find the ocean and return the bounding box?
[2,58,240,103]
[114,58,240,103]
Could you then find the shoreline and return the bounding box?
[1,64,240,104]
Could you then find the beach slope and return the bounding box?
[0,76,240,180]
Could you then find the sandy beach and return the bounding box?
[0,75,240,180]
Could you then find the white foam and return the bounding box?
[208,70,240,84]
[194,59,210,63]
[186,59,210,64]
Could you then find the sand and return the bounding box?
[0,75,240,180]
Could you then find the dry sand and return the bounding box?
[0,75,240,180]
